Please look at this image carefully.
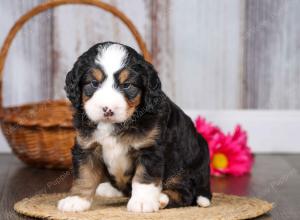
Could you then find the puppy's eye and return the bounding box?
[122,83,139,100]
[123,83,132,90]
[91,80,99,88]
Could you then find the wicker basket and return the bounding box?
[0,0,151,169]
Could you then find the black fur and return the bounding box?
[65,42,211,208]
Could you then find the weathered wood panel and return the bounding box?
[1,0,300,108]
[52,0,151,98]
[0,0,53,106]
[1,0,300,154]
[0,0,53,152]
[149,0,176,100]
[169,0,245,109]
[243,0,300,109]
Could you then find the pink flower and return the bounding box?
[195,116,254,176]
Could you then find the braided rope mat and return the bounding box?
[14,193,273,220]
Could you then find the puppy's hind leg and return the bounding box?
[161,188,212,208]
[160,188,194,208]
[196,183,212,208]
[161,174,212,208]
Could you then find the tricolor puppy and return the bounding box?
[58,42,212,213]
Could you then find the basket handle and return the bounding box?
[0,0,152,110]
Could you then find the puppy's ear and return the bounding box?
[133,60,162,112]
[65,59,84,109]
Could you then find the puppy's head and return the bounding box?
[65,42,161,124]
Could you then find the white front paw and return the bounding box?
[127,195,160,213]
[57,196,91,212]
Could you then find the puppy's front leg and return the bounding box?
[58,144,103,212]
[127,147,164,213]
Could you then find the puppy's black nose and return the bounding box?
[102,106,114,117]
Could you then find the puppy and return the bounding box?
[58,42,212,213]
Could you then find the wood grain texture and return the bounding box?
[0,154,72,220]
[243,0,300,109]
[1,0,300,108]
[169,0,245,109]
[0,0,53,106]
[1,0,299,109]
[1,154,300,219]
[1,0,300,154]
[211,154,300,219]
[149,0,176,100]
[0,0,53,153]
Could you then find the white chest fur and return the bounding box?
[94,123,131,176]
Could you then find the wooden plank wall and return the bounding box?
[243,0,300,109]
[169,0,244,109]
[0,0,53,106]
[0,0,299,110]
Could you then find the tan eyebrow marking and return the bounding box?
[91,68,104,81]
[118,69,129,84]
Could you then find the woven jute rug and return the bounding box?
[14,193,273,220]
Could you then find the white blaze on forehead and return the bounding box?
[84,44,129,123]
[95,44,127,76]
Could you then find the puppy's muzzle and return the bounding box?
[102,106,114,117]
